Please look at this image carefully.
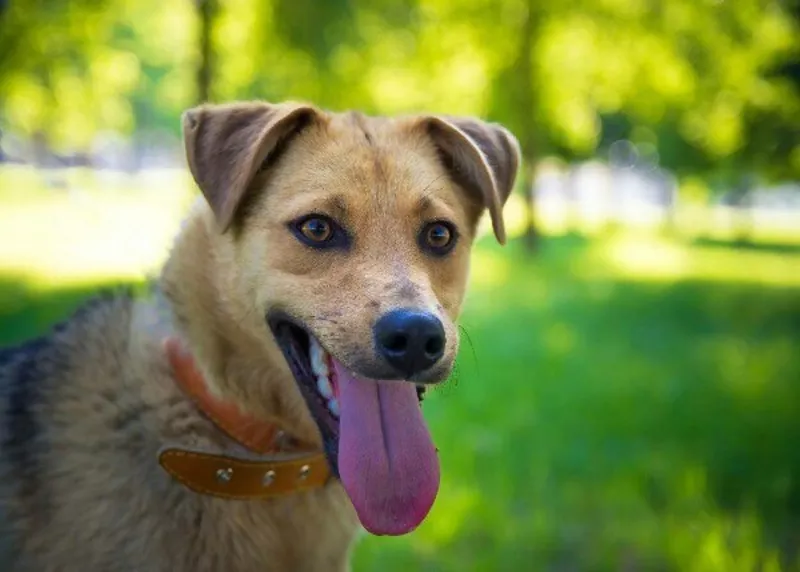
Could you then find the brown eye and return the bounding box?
[291,215,349,249]
[421,221,457,255]
[300,217,333,243]
[426,224,451,248]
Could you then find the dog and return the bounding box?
[0,101,519,571]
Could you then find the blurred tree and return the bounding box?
[0,0,796,197]
[483,0,799,248]
[208,0,421,112]
[196,0,218,103]
[0,0,197,156]
[0,0,113,157]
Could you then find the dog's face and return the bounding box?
[182,101,519,535]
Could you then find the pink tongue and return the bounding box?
[333,359,440,536]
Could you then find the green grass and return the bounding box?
[351,236,800,572]
[1,172,799,571]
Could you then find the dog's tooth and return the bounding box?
[328,398,340,418]
[309,337,321,370]
[309,338,329,377]
[317,375,333,399]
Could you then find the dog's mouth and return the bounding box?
[270,319,340,449]
[269,315,440,536]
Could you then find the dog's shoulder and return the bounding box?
[0,288,144,468]
[0,287,171,568]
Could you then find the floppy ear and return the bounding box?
[182,101,319,231]
[422,116,521,244]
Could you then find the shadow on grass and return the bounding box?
[692,236,800,255]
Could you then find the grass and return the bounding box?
[352,236,800,572]
[1,168,799,571]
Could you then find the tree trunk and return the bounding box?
[522,163,538,249]
[517,0,540,252]
[730,177,755,244]
[197,0,216,104]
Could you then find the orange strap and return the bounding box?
[158,447,331,500]
[158,337,331,499]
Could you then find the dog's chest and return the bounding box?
[178,485,360,572]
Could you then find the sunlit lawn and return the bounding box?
[1,170,799,571]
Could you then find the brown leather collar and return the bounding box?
[158,337,331,499]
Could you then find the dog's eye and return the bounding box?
[426,224,451,248]
[420,221,457,255]
[291,215,349,249]
[299,217,333,243]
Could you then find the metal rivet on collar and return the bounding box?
[216,468,233,483]
[262,470,276,486]
[298,465,310,480]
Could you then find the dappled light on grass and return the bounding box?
[468,249,512,289]
[416,483,482,550]
[543,321,577,355]
[0,168,195,286]
[582,234,800,287]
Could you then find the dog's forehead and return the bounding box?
[321,111,439,188]
[268,111,469,223]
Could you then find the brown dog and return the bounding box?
[0,101,519,571]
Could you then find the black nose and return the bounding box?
[374,309,446,376]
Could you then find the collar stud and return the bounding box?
[216,467,234,483]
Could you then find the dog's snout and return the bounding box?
[374,309,445,376]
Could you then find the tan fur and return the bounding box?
[0,101,519,571]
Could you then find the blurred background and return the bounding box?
[1,0,799,569]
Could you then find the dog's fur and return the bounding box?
[0,101,519,571]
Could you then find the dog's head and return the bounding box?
[182,101,519,535]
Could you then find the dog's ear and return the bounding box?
[182,101,319,231]
[421,116,521,244]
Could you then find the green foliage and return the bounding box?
[1,0,796,181]
[0,0,196,145]
[489,0,799,180]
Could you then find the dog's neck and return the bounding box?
[159,203,322,446]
